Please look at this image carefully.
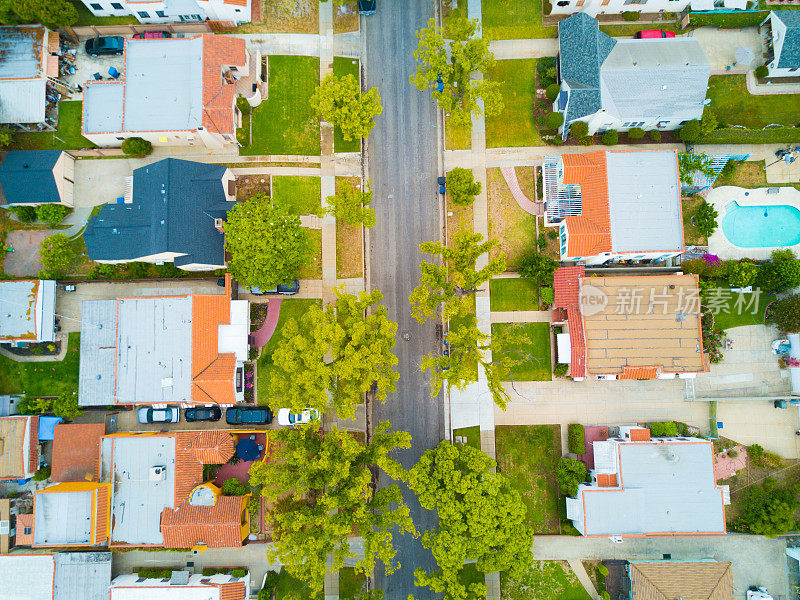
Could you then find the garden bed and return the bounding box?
[502,560,590,600]
[4,340,61,357]
[236,174,271,202]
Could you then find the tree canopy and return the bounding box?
[0,0,78,29]
[326,181,376,227]
[410,17,503,126]
[757,249,800,292]
[310,73,383,141]
[39,233,77,279]
[765,293,800,333]
[270,289,399,420]
[408,441,534,600]
[447,167,481,207]
[248,422,414,595]
[224,194,312,289]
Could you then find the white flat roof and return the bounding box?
[34,490,93,545]
[82,82,124,134]
[0,554,55,600]
[0,279,54,341]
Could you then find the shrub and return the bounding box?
[562,520,580,535]
[648,129,661,141]
[694,200,719,238]
[9,206,36,222]
[236,95,251,115]
[231,568,247,578]
[766,294,800,333]
[35,203,71,225]
[602,130,618,146]
[32,466,51,481]
[628,127,645,140]
[556,457,588,496]
[601,592,611,600]
[447,167,481,206]
[567,424,586,455]
[678,119,701,142]
[622,10,639,20]
[545,83,561,101]
[127,261,150,278]
[757,249,800,292]
[597,564,609,577]
[259,570,282,600]
[537,235,548,251]
[578,136,594,146]
[221,478,249,496]
[541,286,555,306]
[202,567,228,576]
[649,421,678,437]
[728,449,739,458]
[700,112,718,137]
[570,121,589,138]
[725,260,758,288]
[138,568,174,579]
[518,250,558,284]
[121,136,153,157]
[545,111,564,130]
[551,137,564,146]
[547,229,558,240]
[749,443,765,465]
[554,362,569,377]
[754,65,769,79]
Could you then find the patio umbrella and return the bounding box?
[734,46,756,66]
[235,438,260,462]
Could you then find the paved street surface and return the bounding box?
[365,1,443,598]
[533,535,792,600]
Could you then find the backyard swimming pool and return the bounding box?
[721,202,800,248]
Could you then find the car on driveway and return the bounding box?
[276,408,320,426]
[85,36,125,56]
[137,406,180,424]
[226,406,273,425]
[634,30,676,39]
[246,279,300,296]
[185,406,222,422]
[358,0,376,14]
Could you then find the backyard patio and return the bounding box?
[213,432,269,487]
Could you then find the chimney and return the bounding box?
[214,218,224,233]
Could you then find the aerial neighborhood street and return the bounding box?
[4,0,800,599]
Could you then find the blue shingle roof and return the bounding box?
[84,158,230,268]
[0,150,62,205]
[558,13,616,90]
[774,11,800,69]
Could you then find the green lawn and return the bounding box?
[599,23,678,36]
[444,0,468,37]
[490,278,539,311]
[272,176,322,215]
[255,300,320,405]
[241,56,320,156]
[298,229,323,280]
[482,0,556,40]
[11,102,95,151]
[706,75,800,129]
[0,333,81,397]
[492,322,552,381]
[446,115,472,151]
[503,561,591,600]
[711,286,769,332]
[273,568,322,600]
[72,1,138,24]
[690,10,767,28]
[496,425,561,534]
[339,567,366,600]
[454,426,481,449]
[699,126,800,145]
[332,57,361,153]
[485,59,541,148]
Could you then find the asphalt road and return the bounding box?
[364,1,444,599]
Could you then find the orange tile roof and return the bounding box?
[214,582,247,600]
[15,514,34,546]
[597,473,617,487]
[27,416,39,475]
[160,495,245,549]
[201,35,246,135]
[191,293,237,405]
[94,485,110,544]
[173,431,235,505]
[562,151,612,257]
[222,0,247,6]
[630,428,652,442]
[620,366,661,380]
[553,267,587,378]
[51,423,104,483]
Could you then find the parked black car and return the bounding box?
[185,406,222,422]
[225,406,273,425]
[358,0,376,14]
[85,36,124,56]
[247,279,300,296]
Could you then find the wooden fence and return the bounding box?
[60,21,211,41]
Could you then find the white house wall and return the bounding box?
[76,0,250,23]
[550,0,693,16]
[84,129,232,149]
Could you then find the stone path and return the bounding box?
[249,298,282,348]
[500,166,541,215]
[714,445,747,481]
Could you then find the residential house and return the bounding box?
[0,151,75,207]
[0,279,57,345]
[83,159,236,271]
[50,422,106,483]
[543,150,684,264]
[0,25,60,129]
[626,560,733,600]
[110,571,249,600]
[548,0,748,18]
[78,276,249,407]
[761,11,800,80]
[566,426,728,536]
[552,266,706,381]
[554,14,710,137]
[76,0,251,26]
[0,553,112,600]
[0,415,40,480]
[82,35,263,149]
[0,394,23,416]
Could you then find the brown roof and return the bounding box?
[27,416,39,475]
[553,266,587,378]
[174,431,235,505]
[597,473,617,487]
[629,428,652,442]
[620,366,661,380]
[94,485,110,544]
[160,495,246,549]
[50,423,104,483]
[201,35,246,135]
[562,152,612,257]
[14,514,34,546]
[214,581,247,600]
[0,416,37,479]
[191,292,236,405]
[629,561,733,600]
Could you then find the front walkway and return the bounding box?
[249,298,282,348]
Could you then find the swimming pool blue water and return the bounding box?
[720,202,800,248]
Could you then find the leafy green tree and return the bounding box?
[545,112,564,130]
[221,478,250,496]
[9,206,35,222]
[408,442,534,600]
[270,289,399,420]
[224,194,311,289]
[410,230,505,322]
[32,465,51,481]
[35,203,70,225]
[518,250,559,284]
[725,260,758,288]
[8,0,77,28]
[678,119,701,142]
[678,152,716,185]
[448,167,481,207]
[326,181,375,227]
[248,422,414,595]
[736,485,798,537]
[649,421,678,437]
[757,249,800,292]
[410,17,503,126]
[694,200,719,238]
[765,294,800,333]
[20,393,81,421]
[556,457,588,496]
[310,73,382,141]
[39,233,77,279]
[569,121,589,138]
[121,137,153,157]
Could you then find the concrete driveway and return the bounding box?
[4,229,57,276]
[683,27,762,75]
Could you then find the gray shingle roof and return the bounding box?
[558,13,616,90]
[83,158,229,267]
[0,150,62,205]
[774,10,800,68]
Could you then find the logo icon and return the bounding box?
[579,283,608,317]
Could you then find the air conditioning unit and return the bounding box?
[149,466,167,481]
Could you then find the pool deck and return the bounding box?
[706,185,800,260]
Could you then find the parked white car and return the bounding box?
[276,408,319,427]
[137,406,180,424]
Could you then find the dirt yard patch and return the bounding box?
[487,167,538,270]
[446,195,474,249]
[334,0,359,33]
[236,174,272,202]
[242,0,319,33]
[335,177,363,279]
[4,229,55,276]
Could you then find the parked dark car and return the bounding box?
[137,406,180,424]
[185,406,222,422]
[358,0,376,14]
[247,279,300,296]
[85,36,125,56]
[226,406,273,425]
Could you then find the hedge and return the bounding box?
[700,126,800,145]
[690,10,767,28]
[568,423,586,455]
[137,568,175,579]
[649,421,678,437]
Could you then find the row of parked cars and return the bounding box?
[136,405,319,426]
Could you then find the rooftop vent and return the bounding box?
[169,571,190,586]
[149,465,167,481]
